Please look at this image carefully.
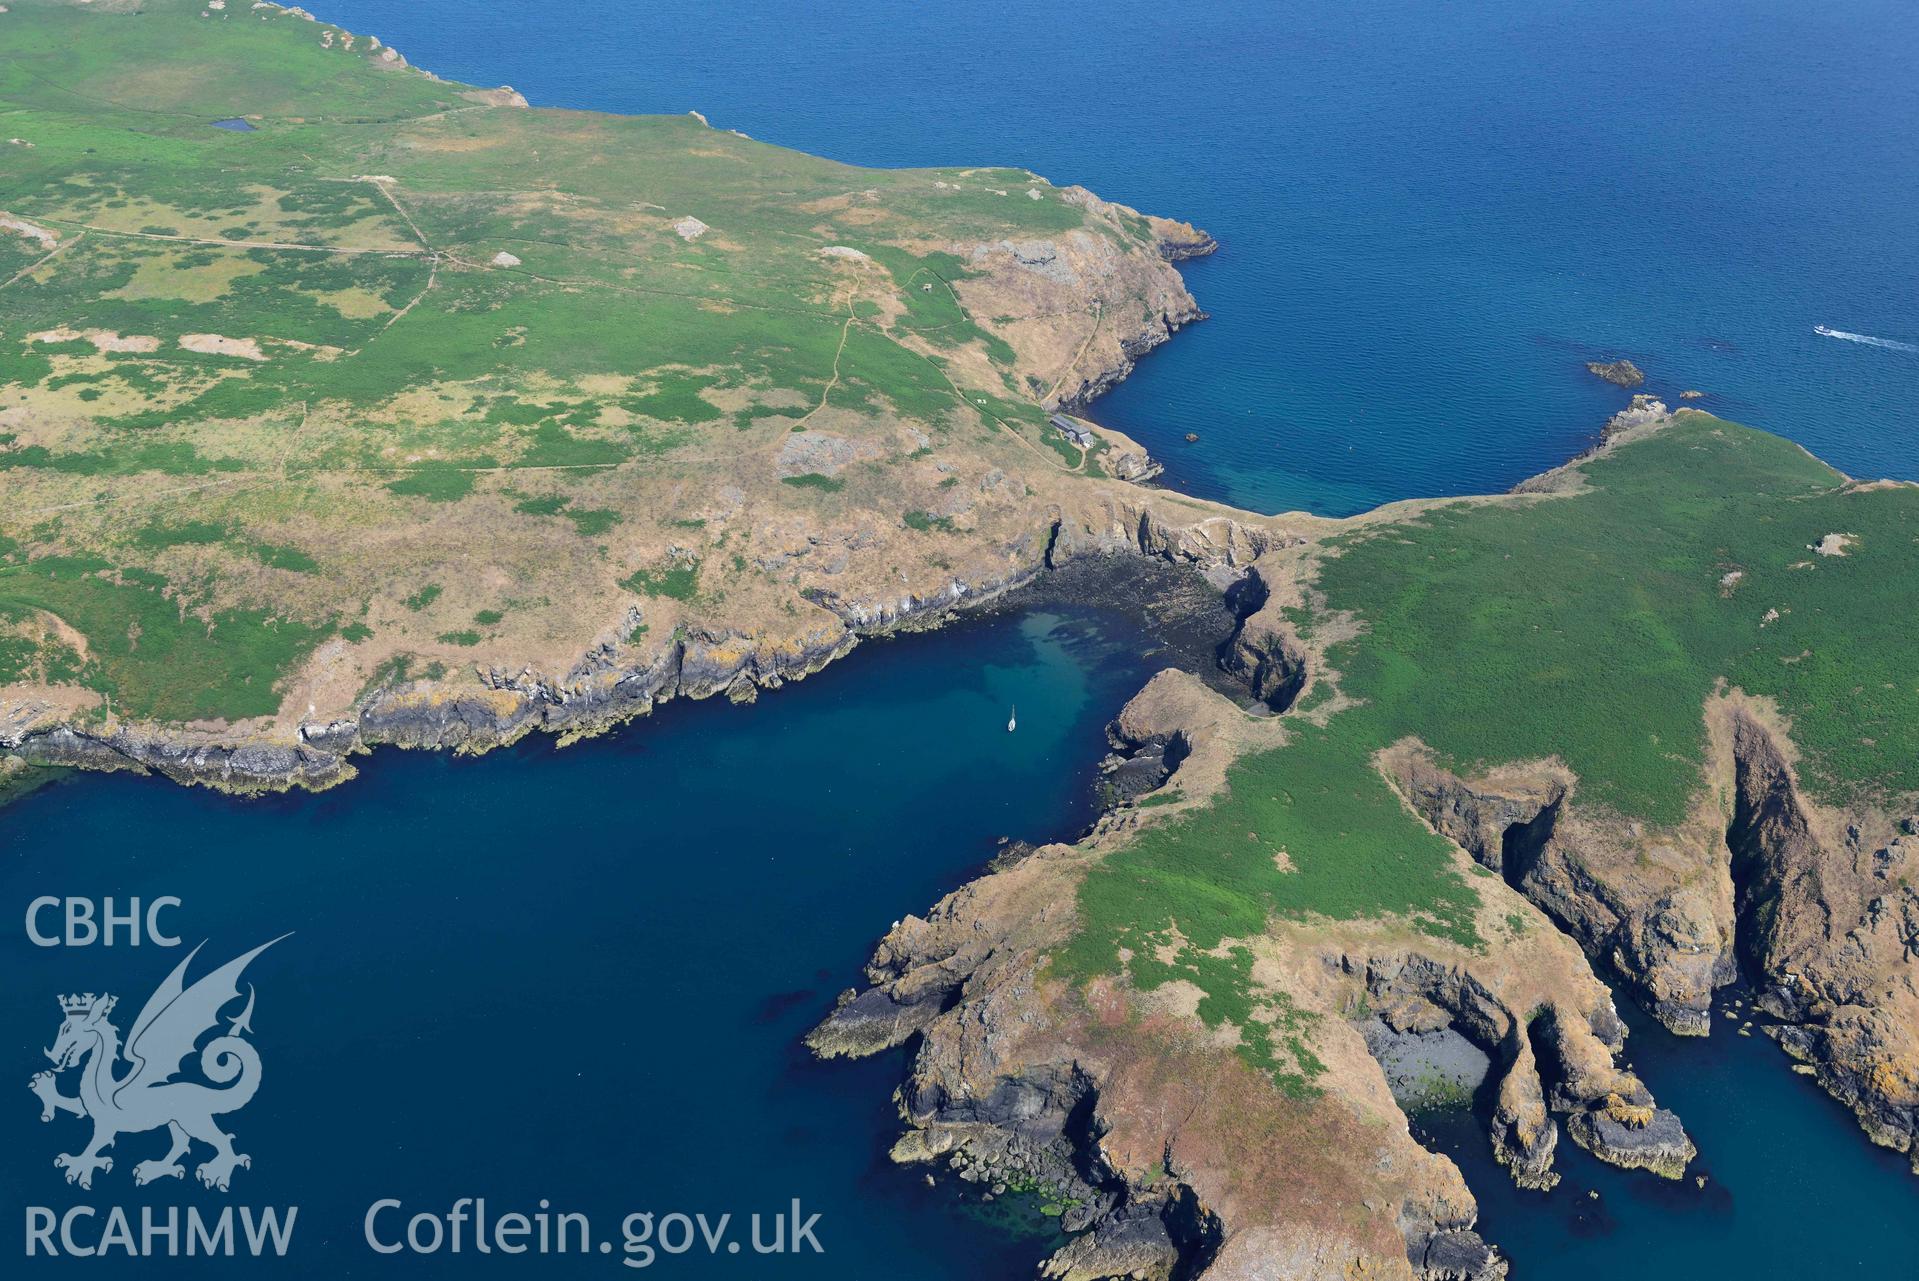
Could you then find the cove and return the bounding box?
[4,599,1175,1276]
[10,0,1919,1274]
[1414,992,1919,1274]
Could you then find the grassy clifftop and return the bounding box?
[1314,414,1914,818]
[820,410,1919,1276]
[0,0,1203,739]
[1062,410,1919,1091]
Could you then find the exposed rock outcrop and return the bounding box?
[1144,215,1218,262]
[1086,421,1164,485]
[7,721,351,794]
[1380,699,1919,1172]
[1098,717,1187,807]
[812,672,1690,1280]
[1342,950,1693,1182]
[1585,358,1645,388]
[1380,742,1734,1036]
[1488,1032,1558,1189]
[1722,707,1919,1167]
[1215,565,1309,711]
[1040,1200,1188,1281]
[3,489,1278,797]
[954,185,1211,413]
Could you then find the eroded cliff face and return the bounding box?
[1719,703,1919,1164]
[952,187,1217,414]
[810,404,1919,1273]
[2,484,1291,795]
[1381,744,1736,1036]
[811,672,1694,1280]
[1378,696,1919,1172]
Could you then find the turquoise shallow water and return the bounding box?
[10,0,1919,1274]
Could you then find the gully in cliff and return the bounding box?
[814,400,1919,1278]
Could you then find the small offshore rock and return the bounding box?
[1586,358,1646,388]
[1568,1105,1694,1180]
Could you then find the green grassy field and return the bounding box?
[0,554,328,719]
[1318,416,1914,819]
[1062,413,1919,1091]
[0,0,1174,728]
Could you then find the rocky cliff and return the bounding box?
[0,0,1242,806]
[811,402,1919,1277]
[812,672,1694,1280]
[2,478,1291,794]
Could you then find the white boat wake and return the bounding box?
[1814,325,1918,353]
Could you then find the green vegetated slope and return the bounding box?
[1063,414,1919,1092]
[1316,416,1913,817]
[0,0,1148,724]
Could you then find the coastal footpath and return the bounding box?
[0,0,1231,791]
[3,4,1917,1279]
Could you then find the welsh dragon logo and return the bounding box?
[28,937,285,1191]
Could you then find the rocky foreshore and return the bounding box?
[2,483,1284,797]
[0,210,1266,796]
[803,402,1919,1277]
[809,669,1699,1280]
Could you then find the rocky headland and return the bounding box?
[810,669,1696,1279]
[810,399,1919,1277]
[0,0,1253,801]
[4,8,1916,1281]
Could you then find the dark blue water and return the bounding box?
[1416,995,1919,1275]
[13,0,1919,1275]
[6,610,1154,1276]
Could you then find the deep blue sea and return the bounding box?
[9,0,1919,1275]
[6,610,1154,1276]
